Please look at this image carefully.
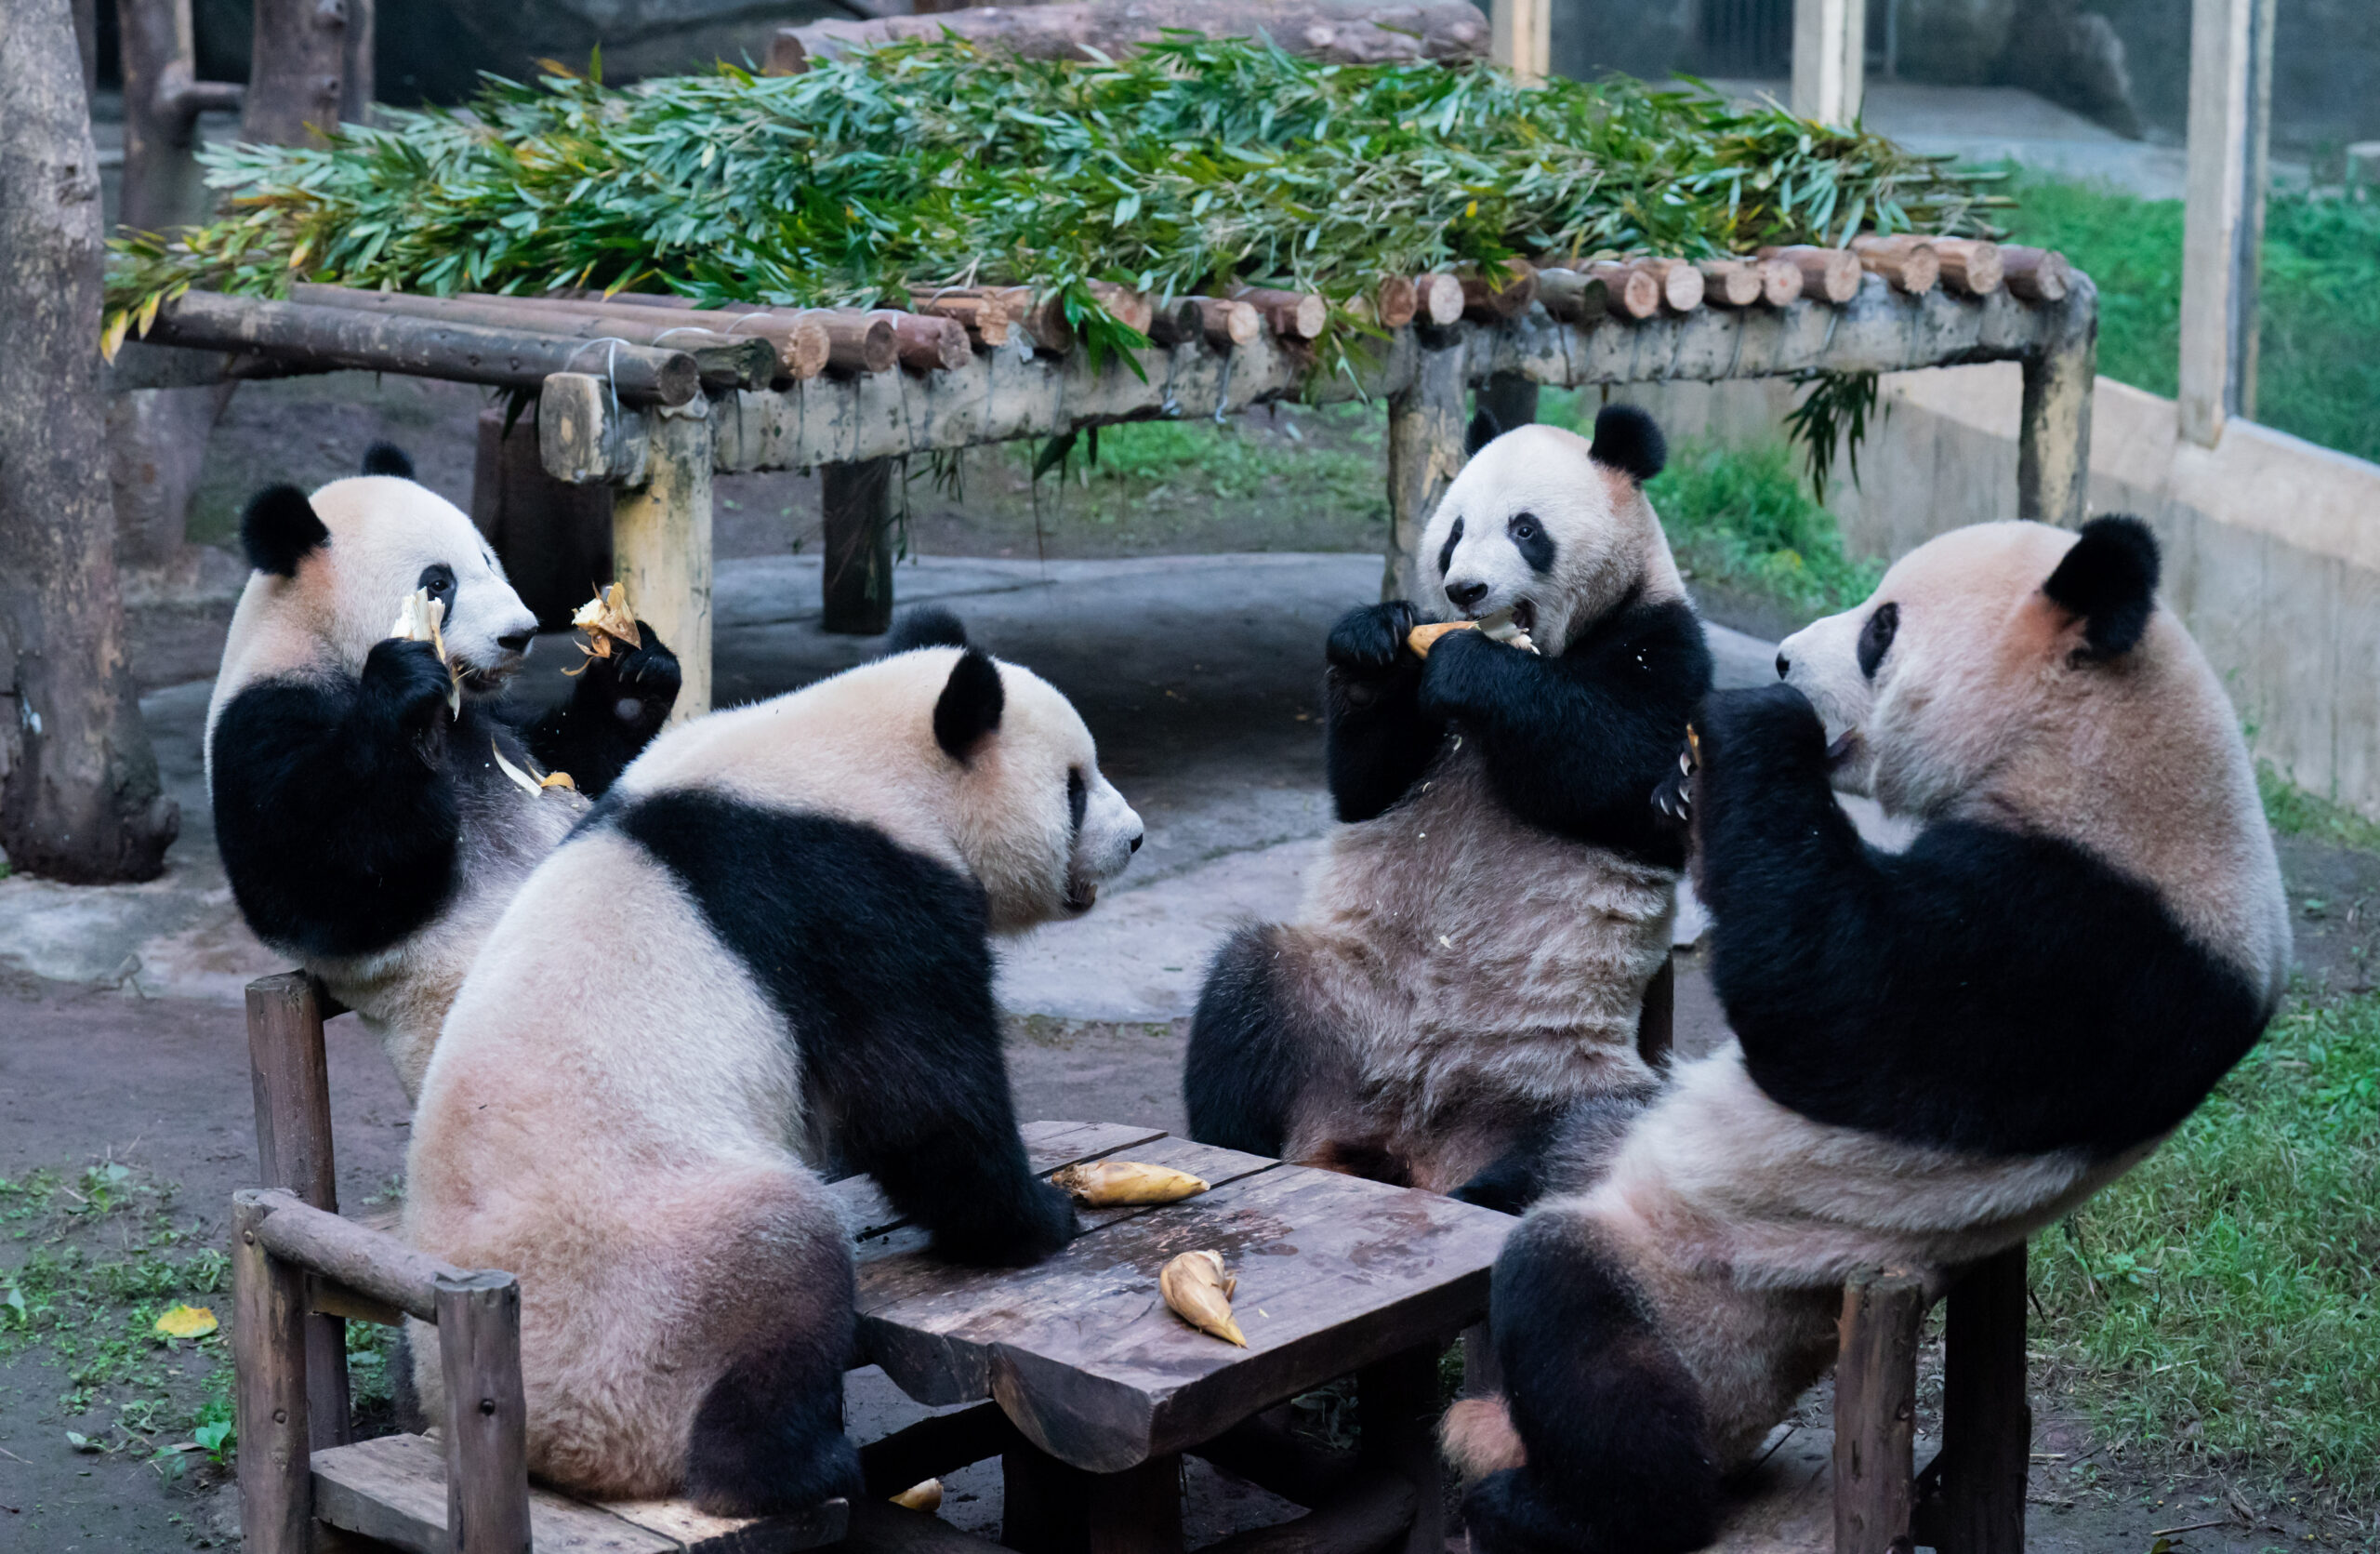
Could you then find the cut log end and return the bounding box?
[1415,273,1465,327]
[1196,297,1263,350]
[2001,246,2070,303]
[1758,246,1862,305]
[1370,275,1420,329]
[1697,259,1765,308]
[1232,286,1328,340]
[1459,259,1538,322]
[1585,262,1661,321]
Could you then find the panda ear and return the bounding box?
[932,648,1005,763]
[1589,404,1666,485]
[2043,515,2160,660]
[1464,405,1501,457]
[887,605,969,654]
[240,485,329,578]
[361,442,415,479]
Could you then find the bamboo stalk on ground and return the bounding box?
[140,291,701,404]
[1757,246,1863,304]
[1999,246,2071,303]
[1848,235,1939,296]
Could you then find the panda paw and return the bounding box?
[928,1177,1079,1268]
[1694,684,1828,780]
[361,638,456,732]
[1326,601,1427,678]
[1650,737,1696,829]
[584,620,681,727]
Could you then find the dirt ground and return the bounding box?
[9,369,2374,1550]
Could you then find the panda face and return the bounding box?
[943,657,1144,931]
[298,475,541,694]
[1419,423,1673,653]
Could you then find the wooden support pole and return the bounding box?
[1489,0,1550,84]
[435,1269,533,1554]
[245,973,351,1448]
[249,1189,462,1322]
[2178,0,2273,444]
[1792,0,1865,124]
[117,0,245,232]
[1933,1245,2031,1554]
[611,406,714,715]
[245,0,349,147]
[2016,278,2097,527]
[1357,1344,1442,1554]
[233,1189,313,1554]
[822,458,896,636]
[1834,1268,1925,1554]
[1383,328,1467,602]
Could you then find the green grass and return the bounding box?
[2031,989,2380,1503]
[1998,172,2380,464]
[2258,762,2380,853]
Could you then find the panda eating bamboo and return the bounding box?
[1183,405,1714,1196]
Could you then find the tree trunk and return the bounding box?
[244,0,348,147]
[0,0,179,882]
[118,0,245,233]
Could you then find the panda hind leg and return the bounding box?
[1465,1211,1719,1554]
[680,1175,863,1518]
[1185,923,1368,1161]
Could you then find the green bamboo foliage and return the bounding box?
[104,35,2003,360]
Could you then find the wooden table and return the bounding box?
[834,1122,1514,1554]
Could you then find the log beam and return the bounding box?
[1834,1268,1924,1554]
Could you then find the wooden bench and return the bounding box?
[235,971,2030,1554]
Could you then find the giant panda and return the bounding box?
[1449,516,2290,1554]
[1183,405,1712,1195]
[205,444,681,1100]
[401,612,1144,1514]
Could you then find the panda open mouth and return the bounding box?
[1064,881,1099,913]
[1825,728,1864,770]
[1507,600,1537,633]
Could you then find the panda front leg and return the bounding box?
[1464,1209,1723,1554]
[521,620,682,797]
[1322,601,1445,822]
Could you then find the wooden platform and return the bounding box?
[311,1430,849,1554]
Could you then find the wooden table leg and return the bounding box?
[1359,1344,1445,1554]
[1003,1449,1182,1554]
[1933,1244,2032,1554]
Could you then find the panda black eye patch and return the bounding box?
[1435,517,1464,579]
[1507,511,1556,575]
[417,563,457,600]
[1858,602,1898,679]
[1067,767,1087,832]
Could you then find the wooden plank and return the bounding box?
[436,1270,534,1554]
[250,1189,461,1322]
[1933,1246,2030,1554]
[233,1190,313,1554]
[311,1433,674,1554]
[602,1494,850,1553]
[2178,0,2273,446]
[1355,1347,1438,1554]
[861,1401,1022,1495]
[834,1122,1172,1245]
[245,973,352,1449]
[856,1165,1508,1468]
[1791,0,1864,124]
[1833,1269,1924,1554]
[612,407,714,719]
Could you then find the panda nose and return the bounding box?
[1130,831,1144,854]
[1447,580,1490,611]
[498,631,535,654]
[1775,652,1791,679]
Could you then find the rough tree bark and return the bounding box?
[0,0,179,881]
[244,0,350,147]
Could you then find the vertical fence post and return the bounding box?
[1383,332,1467,604]
[2178,0,2275,446]
[1936,1244,2032,1554]
[1792,0,1865,124]
[436,1270,534,1554]
[611,402,715,718]
[233,1190,312,1554]
[2016,282,2098,528]
[1489,0,1551,85]
[1834,1268,1925,1554]
[245,972,352,1448]
[821,458,897,635]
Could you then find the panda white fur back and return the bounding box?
[205,445,679,1099]
[1458,518,2288,1554]
[403,617,1140,1513]
[1184,408,1712,1196]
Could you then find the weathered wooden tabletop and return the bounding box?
[828,1122,1514,1474]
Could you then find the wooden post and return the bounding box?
[1383,331,1467,602]
[1834,1268,1924,1554]
[611,405,714,717]
[233,1189,312,1554]
[471,406,613,631]
[1474,371,1539,444]
[435,1269,533,1554]
[822,458,897,636]
[1935,1245,2031,1554]
[245,972,351,1448]
[244,0,349,147]
[1358,1345,1442,1554]
[2016,283,2097,527]
[117,0,245,232]
[1002,1450,1180,1554]
[1489,0,1549,84]
[340,0,375,126]
[2177,0,2274,445]
[1792,0,1865,124]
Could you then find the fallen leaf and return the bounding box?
[154,1304,218,1340]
